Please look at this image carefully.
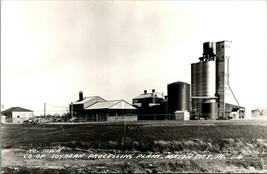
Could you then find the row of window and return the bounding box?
[217,44,230,48]
[222,45,230,48]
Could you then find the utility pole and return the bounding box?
[44,103,46,117]
[70,102,73,119]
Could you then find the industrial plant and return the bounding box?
[67,40,245,122]
[1,40,245,123]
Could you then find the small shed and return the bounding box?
[174,110,190,121]
[230,108,245,119]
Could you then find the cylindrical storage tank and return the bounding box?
[202,61,216,96]
[203,42,210,56]
[168,82,190,114]
[203,42,216,57]
[202,101,218,120]
[191,63,198,97]
[197,63,203,96]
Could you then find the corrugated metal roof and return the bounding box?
[1,107,33,114]
[86,100,136,110]
[231,108,240,112]
[133,92,163,99]
[72,96,102,104]
[87,100,120,109]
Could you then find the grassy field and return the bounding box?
[1,120,267,173]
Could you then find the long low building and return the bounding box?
[70,92,137,122]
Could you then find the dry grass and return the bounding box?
[1,120,267,173]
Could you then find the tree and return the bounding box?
[258,108,266,116]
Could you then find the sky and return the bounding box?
[1,1,266,116]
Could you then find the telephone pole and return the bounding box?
[44,103,46,117]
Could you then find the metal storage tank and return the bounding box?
[191,63,198,97]
[197,62,203,96]
[202,101,218,120]
[168,82,190,114]
[203,42,216,57]
[202,61,216,96]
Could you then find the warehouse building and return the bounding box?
[1,107,34,124]
[191,41,245,119]
[70,92,137,122]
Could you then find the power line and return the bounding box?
[46,103,68,108]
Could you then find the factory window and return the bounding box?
[222,45,224,48]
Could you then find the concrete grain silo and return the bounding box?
[198,63,204,96]
[202,61,216,96]
[202,101,218,120]
[191,63,198,97]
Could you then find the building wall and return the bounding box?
[108,115,137,122]
[75,109,136,122]
[175,111,190,121]
[11,111,34,124]
[251,109,260,117]
[1,116,7,123]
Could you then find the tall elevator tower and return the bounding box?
[215,40,232,117]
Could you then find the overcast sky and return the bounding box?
[1,1,266,116]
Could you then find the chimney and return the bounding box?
[152,89,155,93]
[144,90,147,94]
[79,91,83,101]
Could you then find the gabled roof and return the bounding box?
[86,100,136,110]
[72,96,106,105]
[133,92,163,100]
[1,107,33,114]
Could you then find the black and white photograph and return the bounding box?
[1,0,267,173]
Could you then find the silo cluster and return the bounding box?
[191,41,218,119]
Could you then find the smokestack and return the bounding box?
[144,90,147,94]
[152,89,155,93]
[79,91,83,101]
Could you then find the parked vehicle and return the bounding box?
[23,119,35,124]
